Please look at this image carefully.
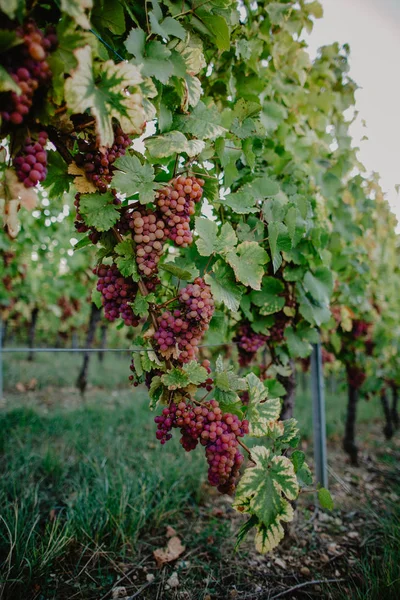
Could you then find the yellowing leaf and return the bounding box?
[65,45,145,147]
[61,0,93,29]
[245,373,281,437]
[68,163,97,193]
[234,446,299,553]
[0,169,38,238]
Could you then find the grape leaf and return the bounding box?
[234,446,299,553]
[79,192,120,231]
[318,487,334,510]
[227,242,269,290]
[65,45,144,147]
[0,65,20,93]
[201,14,230,51]
[181,361,208,385]
[0,0,25,20]
[245,373,281,437]
[149,13,186,40]
[132,292,156,318]
[263,379,286,398]
[303,267,333,304]
[195,218,237,257]
[91,0,125,35]
[146,131,205,158]
[112,155,156,204]
[159,264,193,280]
[205,261,243,312]
[42,152,71,197]
[174,101,227,140]
[285,326,312,358]
[214,356,247,411]
[61,0,92,29]
[221,191,258,214]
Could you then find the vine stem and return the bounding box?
[238,438,253,461]
[156,296,179,310]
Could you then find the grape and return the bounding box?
[0,22,56,125]
[200,359,214,391]
[130,208,167,277]
[13,132,48,187]
[154,278,215,363]
[155,398,249,493]
[155,176,204,247]
[75,127,131,193]
[234,322,267,367]
[94,263,140,327]
[347,365,366,389]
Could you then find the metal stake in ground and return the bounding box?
[311,340,328,488]
[0,317,3,400]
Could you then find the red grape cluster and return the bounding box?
[57,296,80,321]
[234,322,267,367]
[154,278,215,363]
[267,315,287,344]
[154,398,249,493]
[155,176,204,247]
[352,319,369,339]
[131,210,167,277]
[94,263,140,327]
[13,132,48,187]
[200,359,213,391]
[1,22,57,126]
[75,128,131,193]
[346,365,366,389]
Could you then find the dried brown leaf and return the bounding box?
[68,163,97,193]
[153,536,185,567]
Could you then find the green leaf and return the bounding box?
[205,261,243,312]
[0,0,25,20]
[125,27,146,59]
[161,361,207,389]
[91,0,125,35]
[214,356,247,412]
[174,101,227,140]
[146,131,205,158]
[261,101,287,133]
[201,14,230,51]
[112,155,156,204]
[245,373,281,437]
[279,419,299,445]
[318,487,334,510]
[291,450,305,473]
[132,292,156,318]
[159,264,192,280]
[65,45,144,147]
[150,13,186,40]
[221,191,258,214]
[61,0,93,29]
[263,379,286,398]
[251,277,285,315]
[149,375,163,407]
[285,327,312,358]
[79,192,120,231]
[195,218,237,257]
[161,368,190,390]
[234,446,299,553]
[0,65,20,93]
[181,361,208,385]
[91,287,102,309]
[42,152,71,197]
[227,242,269,290]
[303,267,333,304]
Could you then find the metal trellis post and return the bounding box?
[311,338,328,488]
[0,317,3,400]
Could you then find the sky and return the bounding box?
[305,0,400,226]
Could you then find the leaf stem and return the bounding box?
[238,438,253,460]
[157,296,179,310]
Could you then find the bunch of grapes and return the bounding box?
[75,127,131,193]
[129,209,167,277]
[94,263,140,327]
[346,365,366,389]
[154,398,249,493]
[154,278,215,363]
[1,22,57,126]
[322,347,335,364]
[234,322,267,367]
[200,359,214,392]
[267,314,287,344]
[155,176,204,246]
[352,319,369,339]
[13,132,48,187]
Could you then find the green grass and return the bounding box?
[3,349,130,390]
[0,353,397,599]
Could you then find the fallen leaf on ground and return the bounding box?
[166,525,177,538]
[153,536,185,567]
